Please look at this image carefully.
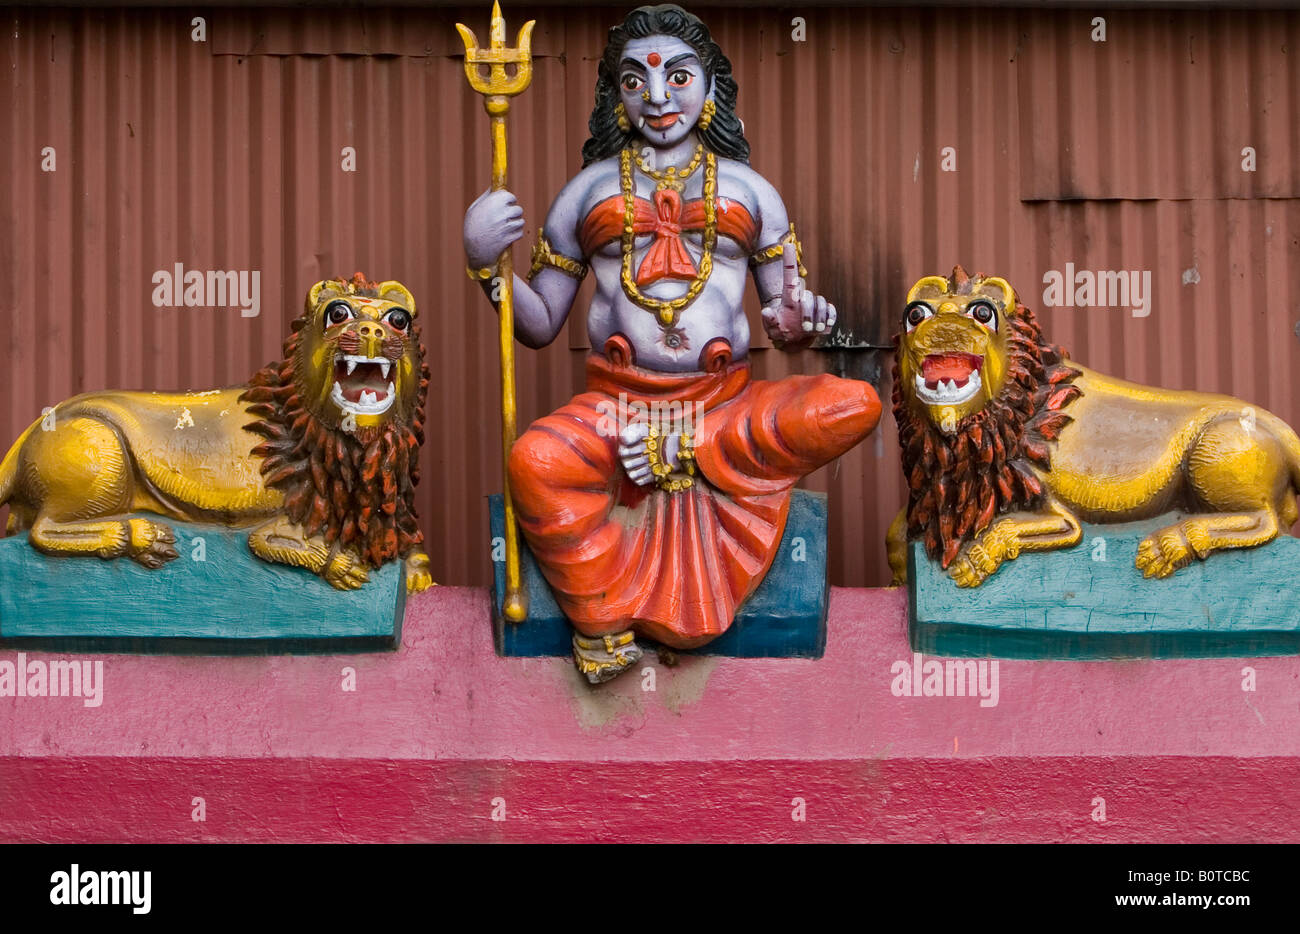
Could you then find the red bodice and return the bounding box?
[579,189,759,285]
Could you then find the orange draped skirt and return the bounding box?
[507,352,881,648]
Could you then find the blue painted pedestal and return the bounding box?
[0,517,404,652]
[489,490,829,658]
[909,516,1300,658]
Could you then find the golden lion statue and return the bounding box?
[887,266,1300,587]
[0,272,434,593]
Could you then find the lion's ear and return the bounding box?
[907,275,951,305]
[377,281,417,317]
[976,276,1017,312]
[307,279,342,312]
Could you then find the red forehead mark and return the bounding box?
[647,52,661,66]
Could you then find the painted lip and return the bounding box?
[331,379,396,416]
[643,113,680,131]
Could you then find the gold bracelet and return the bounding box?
[677,431,696,475]
[466,264,498,282]
[645,425,669,478]
[750,222,807,277]
[528,228,587,280]
[645,425,695,493]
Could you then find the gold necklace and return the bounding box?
[633,144,704,192]
[619,147,717,328]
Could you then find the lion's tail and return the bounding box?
[0,419,37,508]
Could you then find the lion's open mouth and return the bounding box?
[913,352,983,405]
[331,353,396,415]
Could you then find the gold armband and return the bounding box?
[751,222,807,278]
[528,228,587,280]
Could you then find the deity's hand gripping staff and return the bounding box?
[463,4,880,682]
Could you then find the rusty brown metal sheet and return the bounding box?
[209,6,565,57]
[2,5,1298,590]
[1018,8,1300,200]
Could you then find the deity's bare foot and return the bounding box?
[572,630,642,684]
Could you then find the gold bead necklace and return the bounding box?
[633,143,704,192]
[619,147,718,328]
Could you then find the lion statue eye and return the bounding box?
[385,308,411,333]
[904,301,934,332]
[966,300,998,331]
[325,301,355,327]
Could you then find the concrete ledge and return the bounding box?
[2,587,1299,842]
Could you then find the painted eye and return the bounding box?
[325,301,354,326]
[904,301,934,332]
[966,300,998,331]
[621,74,644,91]
[668,70,693,87]
[385,308,411,333]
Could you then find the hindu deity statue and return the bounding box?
[463,4,880,682]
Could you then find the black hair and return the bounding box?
[581,4,750,167]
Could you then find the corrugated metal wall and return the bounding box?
[2,5,1298,588]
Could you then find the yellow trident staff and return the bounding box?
[457,2,535,624]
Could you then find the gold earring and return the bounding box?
[698,99,716,130]
[616,102,630,133]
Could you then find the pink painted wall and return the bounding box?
[3,587,1297,842]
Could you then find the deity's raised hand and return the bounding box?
[762,243,836,342]
[463,188,526,271]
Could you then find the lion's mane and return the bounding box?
[238,276,431,568]
[892,280,1084,568]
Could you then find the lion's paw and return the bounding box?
[949,540,1004,588]
[949,554,988,588]
[405,553,436,594]
[1136,527,1194,579]
[324,551,370,590]
[126,518,179,569]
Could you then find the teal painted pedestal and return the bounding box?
[0,517,404,652]
[909,516,1300,658]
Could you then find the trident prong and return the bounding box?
[456,1,535,102]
